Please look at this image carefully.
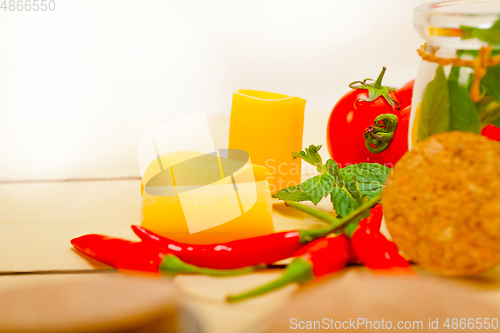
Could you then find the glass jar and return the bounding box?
[409,0,500,149]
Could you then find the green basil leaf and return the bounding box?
[482,65,500,102]
[417,66,451,142]
[340,163,391,199]
[491,117,500,127]
[456,46,500,98]
[330,186,358,218]
[483,104,500,128]
[301,173,335,205]
[292,144,326,174]
[457,48,500,58]
[461,17,500,45]
[272,185,311,202]
[448,66,480,133]
[477,95,500,128]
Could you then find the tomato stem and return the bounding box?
[363,113,399,154]
[348,67,399,109]
[374,66,387,89]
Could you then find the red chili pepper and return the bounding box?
[132,198,377,270]
[132,226,309,269]
[71,234,166,272]
[358,203,384,231]
[70,234,262,276]
[226,234,351,303]
[349,204,409,269]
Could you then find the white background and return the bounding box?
[0,0,429,180]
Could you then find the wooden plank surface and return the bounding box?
[0,180,141,272]
[0,179,333,273]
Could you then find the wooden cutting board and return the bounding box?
[266,266,500,332]
[0,274,192,333]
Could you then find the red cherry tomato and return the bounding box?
[327,90,392,166]
[327,68,409,168]
[396,79,414,110]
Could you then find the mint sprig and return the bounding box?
[301,173,335,205]
[273,145,390,221]
[292,144,326,174]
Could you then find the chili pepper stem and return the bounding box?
[226,258,314,303]
[159,254,265,277]
[288,193,382,243]
[285,201,338,225]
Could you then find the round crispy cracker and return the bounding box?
[383,131,500,276]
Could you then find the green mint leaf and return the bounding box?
[448,66,480,133]
[341,163,391,199]
[272,185,311,202]
[461,17,500,45]
[292,145,326,174]
[331,182,372,237]
[417,66,451,143]
[345,175,364,206]
[301,173,335,205]
[325,159,344,187]
[330,186,358,218]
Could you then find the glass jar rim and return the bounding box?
[416,0,500,16]
[414,1,500,49]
